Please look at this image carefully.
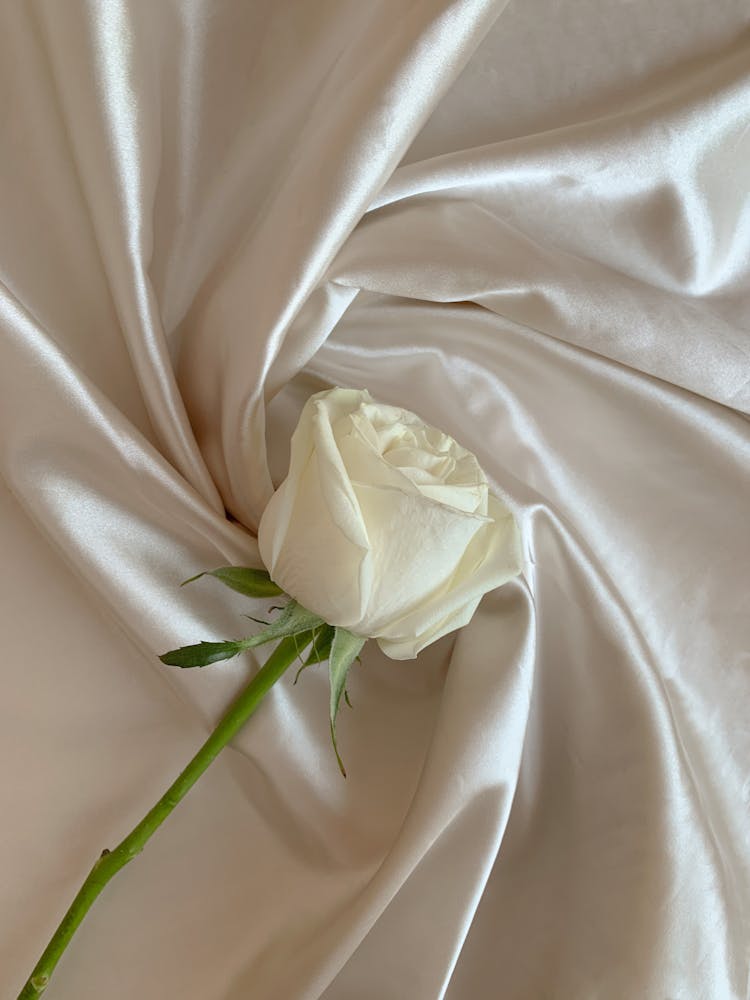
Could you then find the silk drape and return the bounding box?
[1,2,748,998]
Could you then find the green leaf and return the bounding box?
[181,566,283,598]
[159,640,247,668]
[328,628,366,777]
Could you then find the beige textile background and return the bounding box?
[1,2,749,998]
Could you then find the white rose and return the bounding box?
[258,388,522,660]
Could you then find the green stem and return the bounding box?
[17,635,307,999]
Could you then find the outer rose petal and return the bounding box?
[373,496,523,659]
[349,481,490,636]
[261,443,371,627]
[375,597,482,661]
[259,388,374,626]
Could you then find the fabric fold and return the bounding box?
[1,2,748,999]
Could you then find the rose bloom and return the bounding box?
[258,388,522,659]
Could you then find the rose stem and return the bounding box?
[17,634,307,1000]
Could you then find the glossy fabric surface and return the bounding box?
[1,2,748,998]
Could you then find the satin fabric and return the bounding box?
[1,2,748,998]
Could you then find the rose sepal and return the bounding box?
[328,627,366,777]
[181,566,283,598]
[159,600,325,668]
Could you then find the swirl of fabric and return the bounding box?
[0,2,748,999]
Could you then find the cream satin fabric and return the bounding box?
[1,2,749,998]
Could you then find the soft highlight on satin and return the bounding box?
[0,2,748,999]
